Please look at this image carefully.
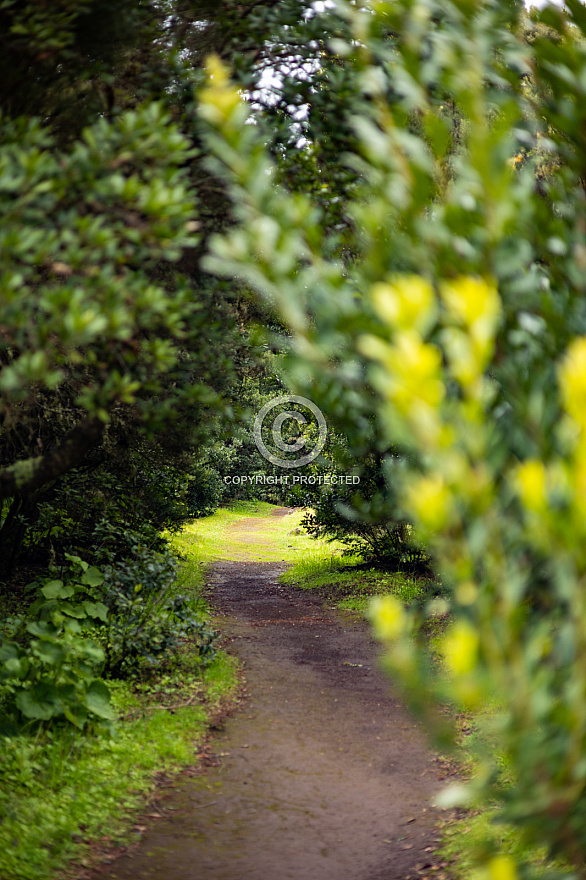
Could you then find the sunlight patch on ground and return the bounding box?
[173,502,345,565]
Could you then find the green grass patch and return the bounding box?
[437,800,571,879]
[282,553,427,614]
[0,650,238,880]
[439,807,541,876]
[171,501,343,565]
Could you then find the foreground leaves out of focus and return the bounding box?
[200,0,586,876]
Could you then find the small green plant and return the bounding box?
[98,547,218,678]
[0,547,218,732]
[0,557,113,733]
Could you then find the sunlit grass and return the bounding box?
[170,501,345,565]
[0,652,238,880]
[282,553,426,614]
[438,800,571,880]
[281,548,355,580]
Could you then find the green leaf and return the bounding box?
[59,585,76,599]
[27,620,58,638]
[33,641,66,665]
[41,580,65,599]
[84,680,114,719]
[79,640,105,664]
[64,704,88,729]
[3,657,26,678]
[24,580,40,592]
[60,603,87,619]
[83,601,109,622]
[0,641,19,663]
[65,553,88,571]
[16,682,62,720]
[81,567,104,587]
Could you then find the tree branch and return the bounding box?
[0,416,105,500]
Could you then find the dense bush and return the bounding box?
[99,548,217,679]
[0,557,113,734]
[298,448,432,573]
[0,550,218,733]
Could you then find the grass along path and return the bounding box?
[175,501,429,616]
[0,646,239,880]
[282,563,427,614]
[0,513,249,880]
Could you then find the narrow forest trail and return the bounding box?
[99,510,442,880]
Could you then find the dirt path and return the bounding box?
[100,513,442,880]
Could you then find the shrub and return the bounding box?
[0,558,112,734]
[99,548,218,679]
[0,548,218,733]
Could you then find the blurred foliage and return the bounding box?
[200,0,586,875]
[0,105,197,425]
